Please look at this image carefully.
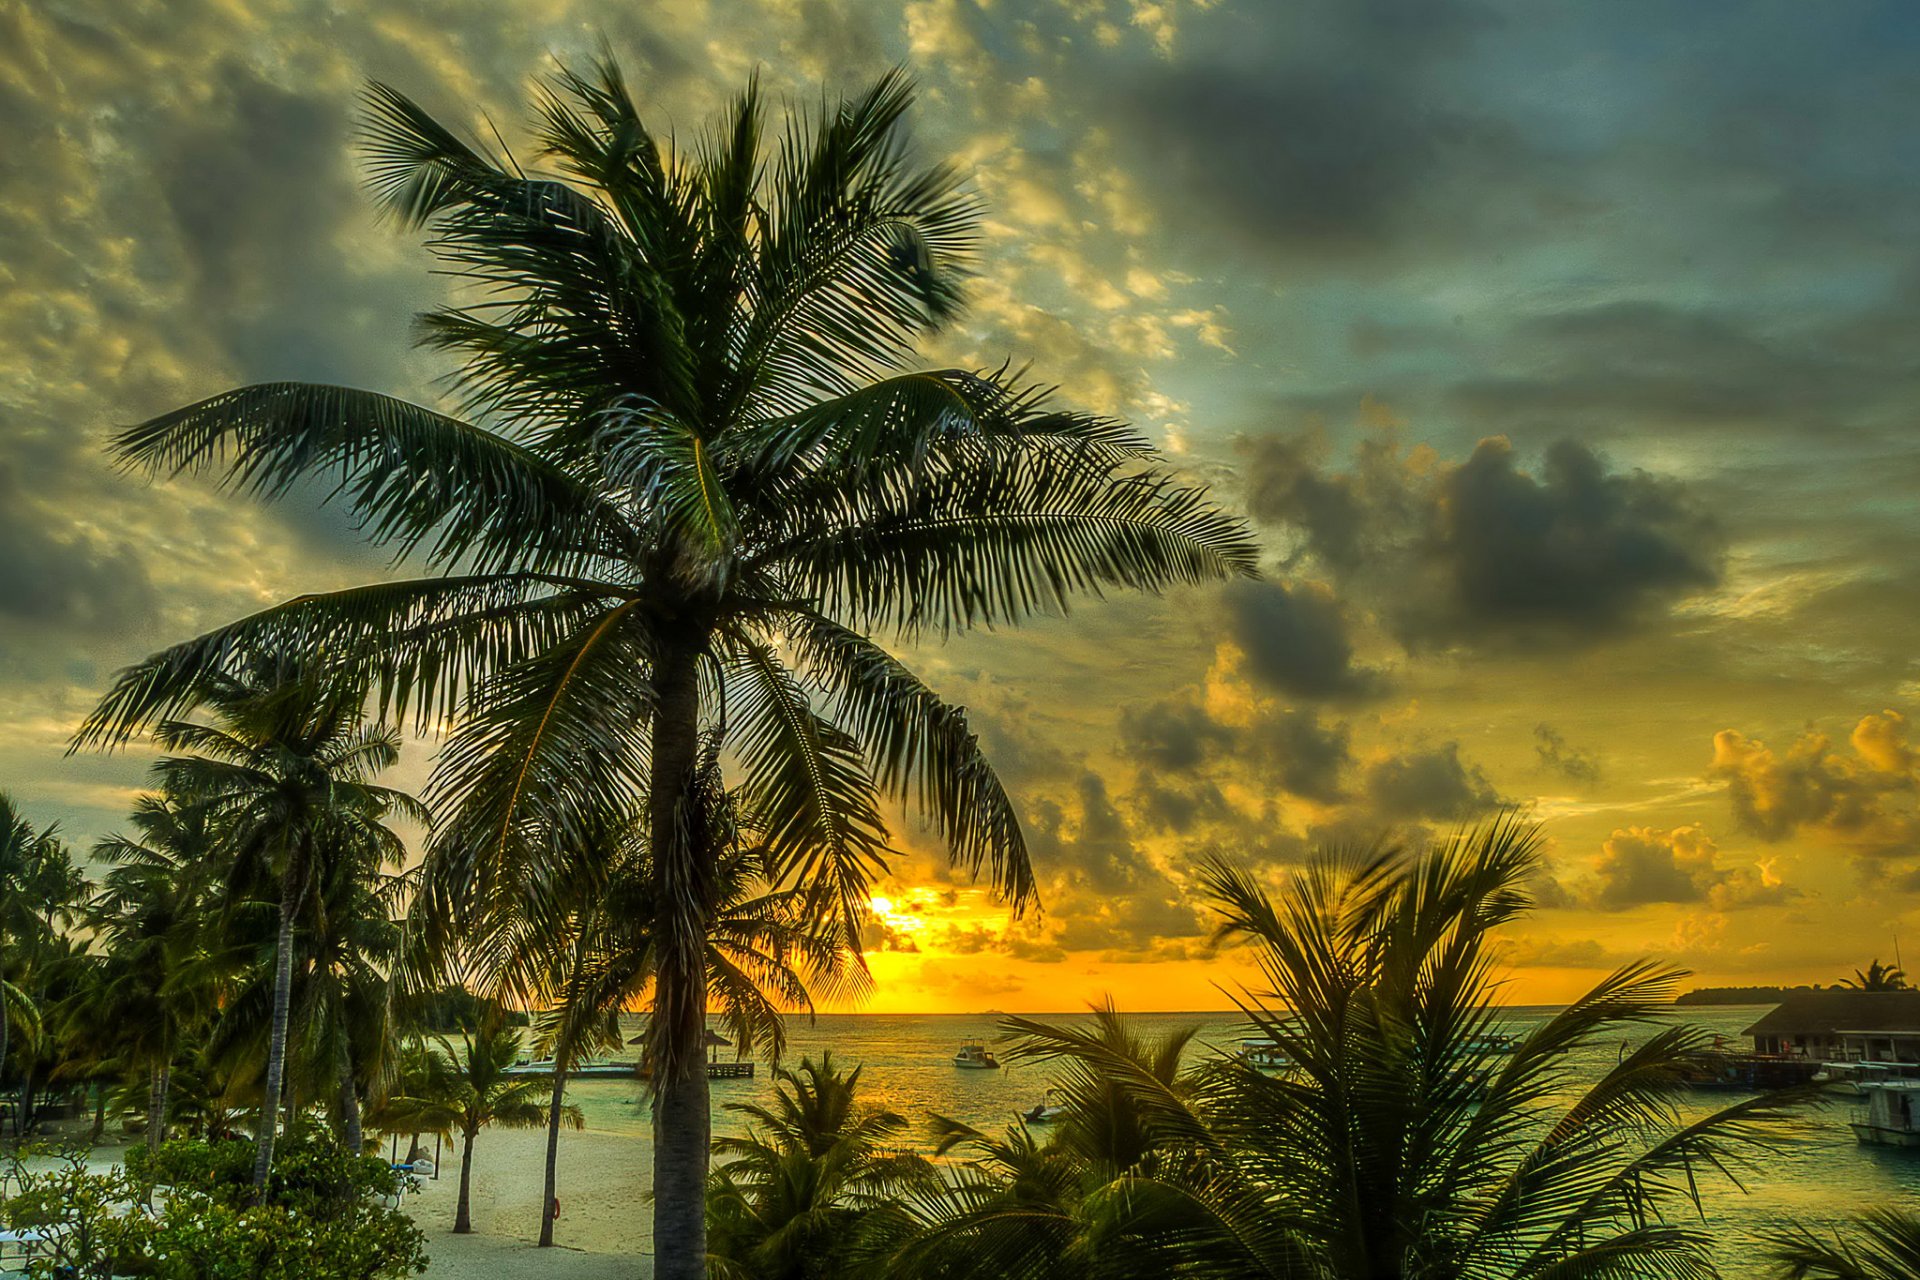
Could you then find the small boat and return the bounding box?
[1240,1038,1292,1071]
[954,1044,1001,1069]
[1463,1033,1520,1055]
[1850,1079,1920,1147]
[1023,1090,1067,1124]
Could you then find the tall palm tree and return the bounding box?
[143,657,423,1192]
[708,1053,924,1280]
[868,819,1807,1279]
[383,1012,578,1234]
[73,60,1256,1275]
[462,762,838,1249]
[1840,960,1907,991]
[1769,1208,1920,1279]
[85,791,222,1150]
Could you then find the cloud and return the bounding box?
[0,461,156,640]
[1534,723,1600,784]
[1217,579,1381,698]
[1242,430,1724,650]
[1363,742,1499,821]
[1119,696,1352,814]
[1577,824,1794,913]
[1503,935,1627,970]
[1591,825,1720,909]
[1710,711,1920,855]
[1106,0,1552,269]
[1027,772,1205,951]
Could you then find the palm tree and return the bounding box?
[73,61,1256,1275]
[0,795,81,1126]
[708,1053,924,1280]
[460,763,837,1249]
[84,790,222,1150]
[868,818,1807,1279]
[143,656,423,1191]
[1840,960,1907,991]
[1769,1207,1920,1279]
[383,1012,578,1234]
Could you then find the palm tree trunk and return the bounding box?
[91,1084,107,1144]
[649,643,712,1280]
[454,1126,477,1234]
[335,1031,363,1154]
[251,864,301,1195]
[539,1072,566,1247]
[146,1061,172,1152]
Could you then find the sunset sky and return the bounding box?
[5,0,1920,1012]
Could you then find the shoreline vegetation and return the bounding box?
[2,54,1917,1280]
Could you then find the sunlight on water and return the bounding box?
[551,1004,1920,1268]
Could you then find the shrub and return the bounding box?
[2,1131,427,1280]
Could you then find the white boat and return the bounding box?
[1850,1079,1920,1147]
[1240,1038,1292,1070]
[1023,1090,1067,1124]
[954,1044,1000,1069]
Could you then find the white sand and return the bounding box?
[401,1126,657,1279]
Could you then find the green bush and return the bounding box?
[2,1132,427,1280]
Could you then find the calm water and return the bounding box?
[553,1005,1920,1267]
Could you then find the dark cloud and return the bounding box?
[1437,438,1721,634]
[1534,723,1600,784]
[0,461,155,639]
[1219,579,1381,698]
[1119,696,1352,831]
[860,915,920,953]
[1364,742,1499,821]
[1243,432,1723,650]
[1108,0,1559,268]
[1028,773,1205,951]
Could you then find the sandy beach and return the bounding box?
[401,1126,657,1279]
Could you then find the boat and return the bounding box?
[1022,1090,1067,1124]
[1849,1080,1920,1147]
[1463,1033,1520,1055]
[954,1044,1001,1069]
[1239,1038,1292,1071]
[1680,1050,1822,1091]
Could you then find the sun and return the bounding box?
[869,896,896,916]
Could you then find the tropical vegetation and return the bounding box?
[68,55,1255,1277]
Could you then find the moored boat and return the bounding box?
[1240,1038,1292,1070]
[954,1043,1001,1069]
[1850,1080,1920,1147]
[1023,1090,1067,1124]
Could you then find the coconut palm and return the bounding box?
[84,790,223,1149]
[382,1012,578,1234]
[867,818,1807,1279]
[142,655,424,1191]
[708,1052,924,1280]
[0,795,82,1124]
[214,847,407,1156]
[1769,1207,1920,1279]
[73,60,1255,1274]
[1839,960,1907,991]
[462,759,839,1249]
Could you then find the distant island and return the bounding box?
[1675,985,1828,1006]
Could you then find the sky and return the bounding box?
[4,0,1920,1012]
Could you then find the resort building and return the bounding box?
[1745,991,1920,1062]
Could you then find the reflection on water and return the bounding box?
[556,1005,1920,1267]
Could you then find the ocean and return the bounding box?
[505,1003,1920,1268]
